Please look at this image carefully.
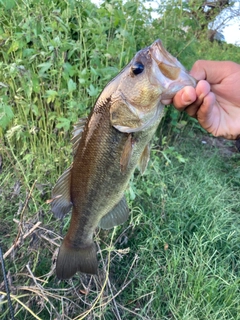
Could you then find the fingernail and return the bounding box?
[182,92,193,105]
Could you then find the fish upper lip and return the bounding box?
[150,39,178,67]
[150,39,196,88]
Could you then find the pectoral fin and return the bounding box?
[120,134,134,173]
[98,196,129,230]
[139,144,150,175]
[51,166,73,218]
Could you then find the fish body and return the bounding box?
[51,39,196,279]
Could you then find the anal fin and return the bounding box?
[98,196,129,230]
[51,166,73,219]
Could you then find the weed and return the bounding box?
[1,0,240,319]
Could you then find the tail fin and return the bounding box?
[56,240,98,279]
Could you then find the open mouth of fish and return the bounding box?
[149,39,196,100]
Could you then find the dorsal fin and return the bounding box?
[71,117,87,157]
[51,117,87,218]
[98,196,129,230]
[51,165,73,218]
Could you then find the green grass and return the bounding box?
[123,136,240,319]
[1,0,240,319]
[1,132,240,319]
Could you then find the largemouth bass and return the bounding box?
[51,39,196,279]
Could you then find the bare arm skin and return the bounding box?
[168,60,240,140]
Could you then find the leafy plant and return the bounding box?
[1,0,240,319]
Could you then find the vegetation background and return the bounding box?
[0,0,240,319]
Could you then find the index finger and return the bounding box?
[172,86,197,111]
[190,60,239,84]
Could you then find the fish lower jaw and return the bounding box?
[161,79,196,100]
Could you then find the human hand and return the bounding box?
[172,60,240,140]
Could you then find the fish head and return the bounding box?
[110,39,196,133]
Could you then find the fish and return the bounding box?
[51,39,196,279]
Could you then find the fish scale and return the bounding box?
[50,39,196,279]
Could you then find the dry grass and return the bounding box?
[0,180,143,319]
[1,134,240,319]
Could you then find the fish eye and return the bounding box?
[131,62,144,75]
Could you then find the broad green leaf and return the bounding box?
[56,117,71,131]
[87,84,99,97]
[0,101,14,129]
[37,62,52,76]
[45,90,58,103]
[68,79,76,93]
